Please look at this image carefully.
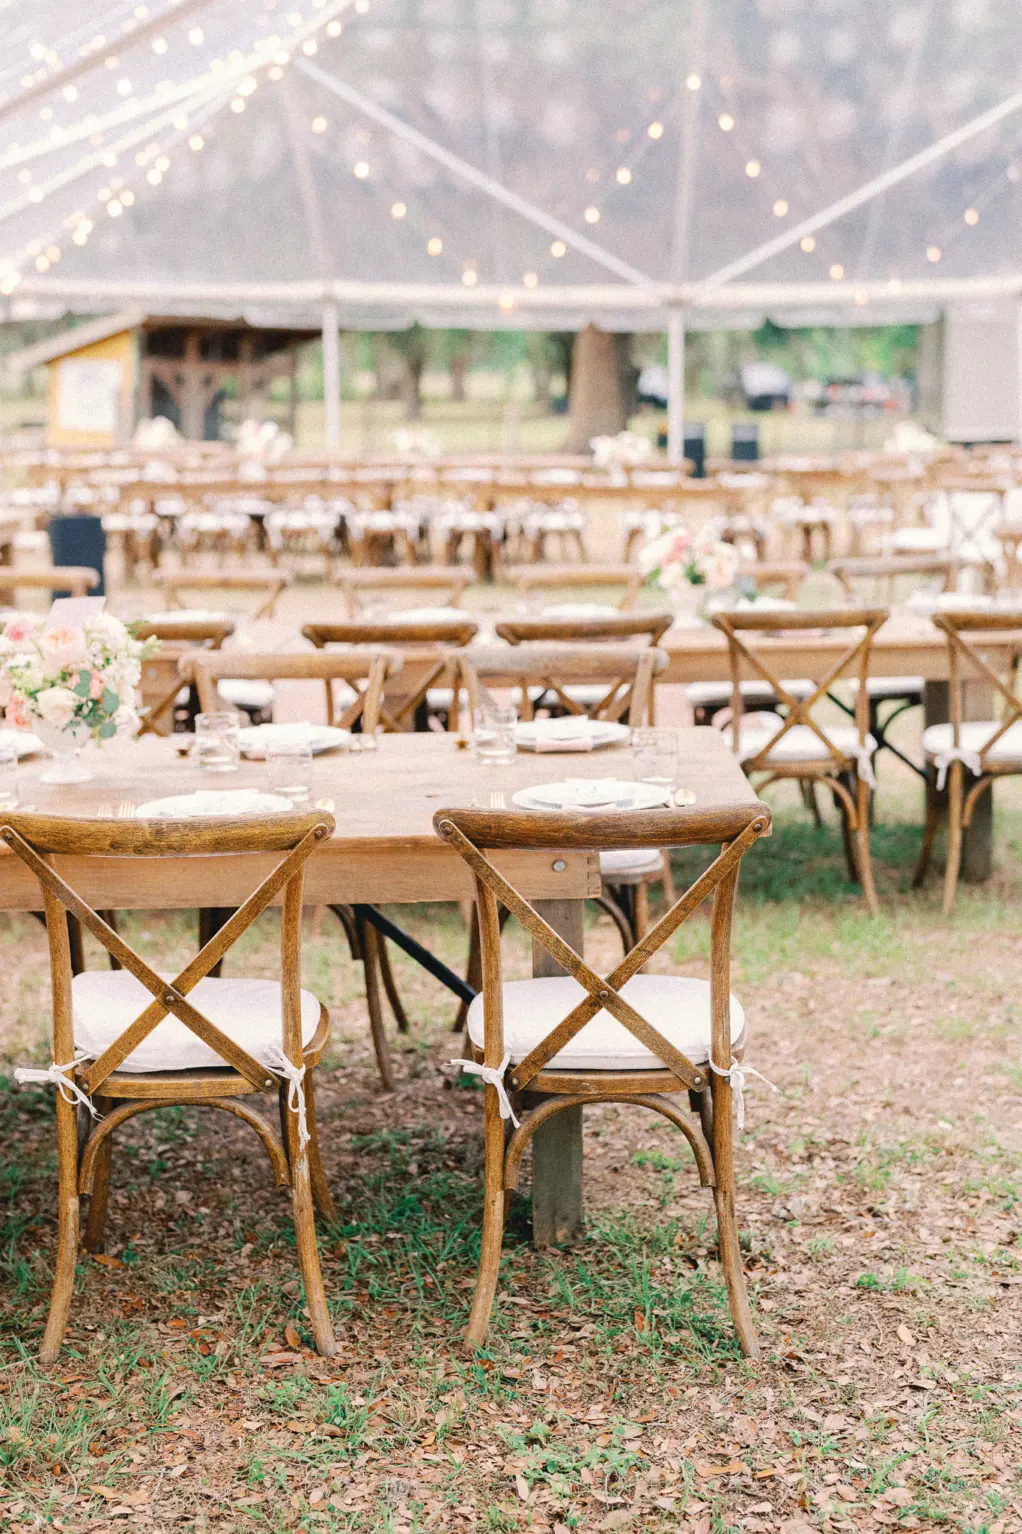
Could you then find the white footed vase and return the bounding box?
[32,719,94,784]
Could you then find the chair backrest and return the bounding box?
[460,642,667,725]
[505,563,641,610]
[828,554,956,602]
[0,566,100,598]
[336,564,473,618]
[711,608,888,769]
[303,620,478,731]
[932,609,1022,763]
[434,801,770,1094]
[180,648,399,731]
[0,809,334,1096]
[134,617,234,736]
[154,570,290,619]
[495,611,673,646]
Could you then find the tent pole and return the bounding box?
[322,303,341,452]
[667,308,685,464]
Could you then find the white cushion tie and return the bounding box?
[263,1045,310,1150]
[933,746,983,791]
[853,740,877,791]
[451,1052,521,1127]
[14,1052,100,1119]
[707,1056,779,1131]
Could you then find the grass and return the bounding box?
[1,718,1022,1531]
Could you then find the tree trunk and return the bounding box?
[401,360,424,419]
[450,351,470,403]
[562,324,627,452]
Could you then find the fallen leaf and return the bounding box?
[633,1310,646,1333]
[260,1351,303,1368]
[284,1321,301,1349]
[897,1324,915,1346]
[515,1474,530,1502]
[91,1253,123,1268]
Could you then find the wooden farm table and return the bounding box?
[0,728,759,1245]
[659,614,1022,881]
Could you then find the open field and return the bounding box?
[1,718,1021,1534]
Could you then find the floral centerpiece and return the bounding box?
[637,524,740,618]
[0,611,159,783]
[590,429,652,476]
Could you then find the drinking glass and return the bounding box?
[0,742,18,809]
[194,710,241,773]
[266,741,314,801]
[474,703,518,767]
[631,727,678,786]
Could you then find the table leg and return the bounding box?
[529,899,585,1247]
[923,681,993,882]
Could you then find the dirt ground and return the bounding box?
[1,725,1021,1534]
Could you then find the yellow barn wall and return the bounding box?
[45,329,139,449]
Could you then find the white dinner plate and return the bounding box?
[134,790,296,819]
[0,728,43,759]
[514,718,630,752]
[237,723,351,758]
[512,778,671,812]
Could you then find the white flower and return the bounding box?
[34,685,79,728]
[113,704,141,738]
[41,624,88,671]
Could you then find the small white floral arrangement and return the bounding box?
[236,419,294,462]
[590,429,652,472]
[0,611,158,741]
[637,524,740,592]
[392,427,441,458]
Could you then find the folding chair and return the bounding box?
[914,609,1022,913]
[7,808,339,1362]
[434,798,772,1355]
[712,608,888,913]
[302,618,478,734]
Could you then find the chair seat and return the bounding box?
[848,675,923,700]
[686,678,813,707]
[921,720,1022,766]
[738,716,875,767]
[466,974,743,1072]
[599,848,664,881]
[72,971,322,1073]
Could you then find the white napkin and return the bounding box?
[527,717,596,753]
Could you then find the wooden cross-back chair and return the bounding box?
[828,553,958,604]
[914,609,1022,913]
[134,615,236,736]
[711,608,888,913]
[5,809,339,1363]
[433,799,772,1355]
[182,648,398,733]
[494,611,673,648]
[736,559,808,602]
[459,643,666,727]
[154,569,290,621]
[336,564,473,619]
[505,563,641,611]
[302,619,478,733]
[0,565,101,604]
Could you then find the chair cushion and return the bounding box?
[686,679,813,706]
[217,679,276,709]
[922,720,1022,764]
[466,974,743,1072]
[848,675,923,700]
[599,848,665,880]
[737,716,874,765]
[72,971,322,1073]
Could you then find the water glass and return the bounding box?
[266,741,314,801]
[194,710,241,773]
[474,704,518,767]
[631,727,678,786]
[0,742,18,809]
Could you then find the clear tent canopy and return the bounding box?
[1,0,1022,335]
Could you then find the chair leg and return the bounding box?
[633,878,650,941]
[853,779,880,915]
[943,760,965,916]
[358,919,396,1092]
[800,779,823,827]
[66,914,85,977]
[376,933,410,1034]
[595,890,635,952]
[40,1094,81,1365]
[82,1097,113,1253]
[454,901,482,1033]
[836,787,858,883]
[283,1111,337,1357]
[709,1072,759,1361]
[302,1072,336,1224]
[464,1098,506,1348]
[98,914,122,970]
[912,775,941,888]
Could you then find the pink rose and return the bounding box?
[89,672,104,699]
[4,616,38,645]
[6,700,27,729]
[41,624,87,670]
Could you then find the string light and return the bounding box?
[116,78,133,96]
[800,235,816,252]
[926,245,941,262]
[616,167,631,184]
[498,292,515,312]
[745,159,760,178]
[107,198,123,216]
[427,236,443,255]
[829,263,844,279]
[584,205,600,223]
[353,160,369,177]
[686,73,701,90]
[188,27,205,44]
[302,38,318,54]
[189,133,204,150]
[718,113,734,131]
[773,199,788,217]
[326,19,342,35]
[311,115,327,132]
[550,239,567,257]
[390,201,406,218]
[523,271,538,288]
[0,272,21,294]
[462,268,477,286]
[230,97,246,112]
[647,121,664,139]
[152,37,168,55]
[964,207,979,225]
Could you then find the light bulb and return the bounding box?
[616,167,631,184]
[686,73,701,90]
[152,37,168,54]
[462,269,478,286]
[391,201,406,218]
[427,237,443,255]
[116,77,132,96]
[188,27,204,44]
[189,134,204,151]
[28,187,43,203]
[647,121,664,139]
[353,161,369,178]
[523,271,538,288]
[718,113,734,131]
[745,159,760,178]
[120,189,135,206]
[230,97,245,112]
[326,19,342,35]
[926,245,941,262]
[550,239,567,257]
[107,199,123,216]
[963,208,979,225]
[146,168,162,185]
[302,38,317,54]
[311,116,327,132]
[584,206,600,223]
[773,199,788,217]
[800,235,816,252]
[829,263,844,279]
